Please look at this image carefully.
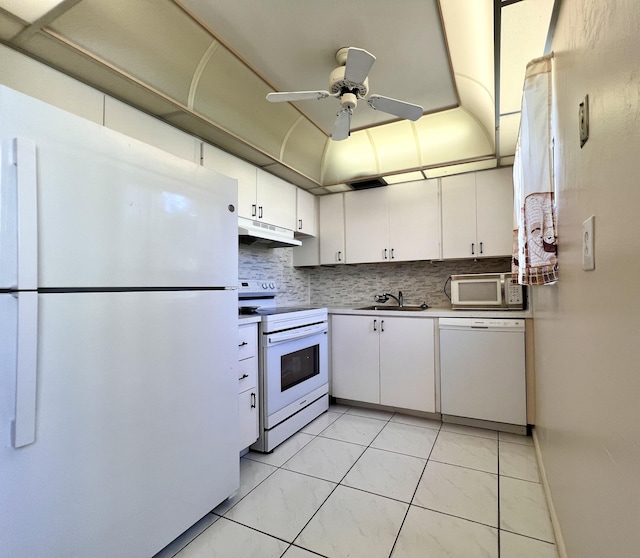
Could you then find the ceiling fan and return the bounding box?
[265,47,424,141]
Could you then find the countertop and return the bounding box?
[327,306,533,319]
[239,307,533,323]
[238,315,262,325]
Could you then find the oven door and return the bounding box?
[262,322,328,419]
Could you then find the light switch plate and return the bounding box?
[582,215,595,270]
[579,95,589,148]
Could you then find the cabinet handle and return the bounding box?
[251,204,257,217]
[480,241,484,254]
[383,248,388,260]
[239,341,248,347]
[390,248,395,259]
[373,319,377,332]
[239,373,249,380]
[298,219,303,230]
[337,251,342,262]
[381,319,385,332]
[251,392,256,408]
[258,206,263,219]
[471,243,475,255]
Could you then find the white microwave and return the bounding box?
[450,273,525,310]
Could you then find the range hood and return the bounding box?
[238,216,302,248]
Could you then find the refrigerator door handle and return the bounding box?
[12,138,39,291]
[12,291,39,448]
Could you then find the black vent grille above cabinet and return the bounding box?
[347,177,387,190]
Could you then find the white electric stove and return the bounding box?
[239,279,329,452]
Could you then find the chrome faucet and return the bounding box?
[374,291,404,307]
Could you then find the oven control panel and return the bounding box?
[239,279,278,298]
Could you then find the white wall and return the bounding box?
[534,1,640,556]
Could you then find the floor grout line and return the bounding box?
[387,423,443,557]
[181,407,544,558]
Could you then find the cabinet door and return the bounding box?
[319,194,346,265]
[238,323,257,361]
[256,169,296,230]
[345,188,389,263]
[379,317,436,413]
[296,188,318,236]
[239,388,258,451]
[475,167,514,257]
[441,173,477,259]
[388,180,440,261]
[202,143,257,219]
[330,315,380,404]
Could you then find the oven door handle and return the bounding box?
[265,322,328,345]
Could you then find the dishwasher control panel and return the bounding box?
[439,318,525,330]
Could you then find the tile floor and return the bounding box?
[158,405,558,558]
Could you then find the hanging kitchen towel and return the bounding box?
[512,54,558,285]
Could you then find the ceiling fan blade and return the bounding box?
[332,108,352,141]
[344,48,376,84]
[367,95,423,121]
[266,90,332,103]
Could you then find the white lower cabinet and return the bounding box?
[238,323,259,451]
[331,315,436,413]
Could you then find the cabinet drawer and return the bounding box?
[238,388,258,451]
[238,324,258,360]
[237,357,257,393]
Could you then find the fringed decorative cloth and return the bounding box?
[512,54,558,285]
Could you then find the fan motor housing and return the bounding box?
[329,66,368,98]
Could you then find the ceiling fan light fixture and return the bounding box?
[340,92,358,110]
[264,46,422,140]
[329,67,369,97]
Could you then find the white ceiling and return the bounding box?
[179,0,458,133]
[0,0,555,191]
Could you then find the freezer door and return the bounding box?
[0,86,238,289]
[0,290,239,558]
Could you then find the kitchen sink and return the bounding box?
[356,305,429,312]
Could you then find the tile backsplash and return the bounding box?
[240,244,511,308]
[239,244,308,305]
[308,257,512,308]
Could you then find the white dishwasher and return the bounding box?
[439,317,526,426]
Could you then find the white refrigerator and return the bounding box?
[0,86,240,557]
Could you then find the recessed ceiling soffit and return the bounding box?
[0,0,553,189]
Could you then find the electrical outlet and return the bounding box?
[582,215,595,270]
[579,95,589,148]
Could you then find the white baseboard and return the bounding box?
[532,427,568,558]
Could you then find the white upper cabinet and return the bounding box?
[441,167,514,259]
[201,143,257,218]
[202,145,297,231]
[345,188,389,263]
[388,180,440,262]
[255,169,296,230]
[345,180,440,264]
[295,188,318,236]
[319,193,346,265]
[440,173,477,259]
[475,167,514,257]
